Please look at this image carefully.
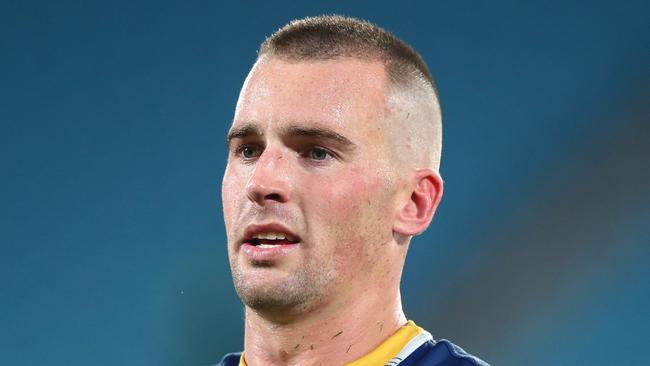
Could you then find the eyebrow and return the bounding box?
[282,125,357,151]
[226,123,263,144]
[227,122,357,151]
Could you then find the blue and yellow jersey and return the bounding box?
[216,320,489,366]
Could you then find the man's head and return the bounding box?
[258,15,442,171]
[222,15,443,320]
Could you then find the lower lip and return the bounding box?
[241,242,300,262]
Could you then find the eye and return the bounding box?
[235,145,262,159]
[306,147,332,161]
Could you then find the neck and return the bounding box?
[242,288,406,366]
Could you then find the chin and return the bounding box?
[232,266,324,314]
[237,281,311,313]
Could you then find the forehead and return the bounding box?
[233,57,390,136]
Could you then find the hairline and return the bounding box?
[250,53,441,172]
[257,50,437,99]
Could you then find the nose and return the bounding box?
[245,149,291,205]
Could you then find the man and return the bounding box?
[219,15,489,366]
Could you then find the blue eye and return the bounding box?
[308,147,331,161]
[237,145,261,159]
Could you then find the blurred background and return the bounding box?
[1,1,648,364]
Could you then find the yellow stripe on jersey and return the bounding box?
[239,320,424,366]
[346,320,423,366]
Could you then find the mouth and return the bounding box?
[242,224,301,248]
[240,224,301,263]
[247,232,299,248]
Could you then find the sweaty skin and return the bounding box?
[222,57,442,366]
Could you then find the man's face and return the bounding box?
[222,57,401,314]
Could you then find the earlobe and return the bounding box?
[393,169,444,236]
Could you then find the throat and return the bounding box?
[242,304,407,366]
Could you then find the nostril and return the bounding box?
[245,162,290,204]
[264,193,282,201]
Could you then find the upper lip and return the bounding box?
[241,223,300,244]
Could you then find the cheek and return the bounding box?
[316,168,372,213]
[221,169,235,219]
[309,168,393,248]
[221,165,247,233]
[332,167,390,211]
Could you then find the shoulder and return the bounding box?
[400,339,490,366]
[213,352,241,366]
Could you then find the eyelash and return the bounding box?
[234,144,262,160]
[232,144,337,162]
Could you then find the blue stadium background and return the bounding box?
[2,1,648,364]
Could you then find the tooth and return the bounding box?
[257,244,277,248]
[252,232,290,240]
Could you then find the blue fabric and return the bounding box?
[215,352,241,366]
[399,339,489,366]
[215,339,489,365]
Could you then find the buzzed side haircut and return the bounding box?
[258,15,439,101]
[257,15,443,172]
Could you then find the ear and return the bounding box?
[393,169,444,236]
